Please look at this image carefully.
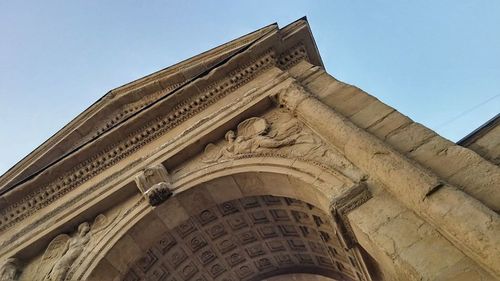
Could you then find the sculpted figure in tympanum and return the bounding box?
[38,222,91,281]
[35,213,120,281]
[202,117,297,161]
[201,112,365,182]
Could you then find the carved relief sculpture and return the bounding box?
[35,213,119,281]
[0,258,20,281]
[38,222,91,281]
[64,212,124,280]
[1,19,497,281]
[202,114,365,182]
[202,117,296,162]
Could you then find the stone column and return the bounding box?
[274,82,500,278]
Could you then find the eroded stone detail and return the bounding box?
[90,82,182,141]
[274,81,313,114]
[135,165,173,206]
[0,51,277,232]
[36,214,119,281]
[146,183,173,207]
[40,223,91,281]
[330,184,372,249]
[0,258,21,281]
[123,195,370,281]
[2,19,498,281]
[199,111,365,182]
[1,75,282,250]
[135,165,170,192]
[66,199,144,280]
[202,117,297,163]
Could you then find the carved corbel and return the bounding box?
[330,183,372,249]
[135,164,173,206]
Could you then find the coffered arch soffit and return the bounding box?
[76,171,370,281]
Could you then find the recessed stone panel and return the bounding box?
[123,195,368,281]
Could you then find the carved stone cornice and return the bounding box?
[0,69,290,253]
[0,20,322,198]
[0,50,278,232]
[329,183,372,249]
[0,24,280,193]
[277,44,309,70]
[0,40,319,235]
[90,82,183,140]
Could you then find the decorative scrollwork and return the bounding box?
[38,223,90,281]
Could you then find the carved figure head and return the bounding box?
[225,130,236,142]
[78,222,91,236]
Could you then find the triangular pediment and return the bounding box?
[0,19,322,194]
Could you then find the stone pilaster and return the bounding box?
[274,82,500,278]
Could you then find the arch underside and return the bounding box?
[121,195,366,281]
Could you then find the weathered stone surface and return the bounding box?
[1,18,498,281]
[350,100,395,129]
[86,258,121,281]
[264,273,336,280]
[121,194,369,281]
[105,234,142,274]
[290,61,500,216]
[386,122,436,153]
[410,137,500,211]
[367,111,413,140]
[276,82,500,278]
[348,193,495,281]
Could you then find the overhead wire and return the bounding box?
[435,93,500,129]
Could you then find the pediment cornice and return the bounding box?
[0,22,283,193]
[0,19,323,238]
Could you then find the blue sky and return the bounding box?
[0,1,499,175]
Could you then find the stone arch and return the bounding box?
[171,156,359,211]
[78,157,371,281]
[116,193,364,281]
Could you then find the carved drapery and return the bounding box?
[194,111,366,184]
[26,109,373,280]
[35,212,122,281]
[0,18,383,281]
[8,83,376,281]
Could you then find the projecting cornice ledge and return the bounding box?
[0,18,322,195]
[0,19,324,260]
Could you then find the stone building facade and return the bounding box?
[0,18,498,281]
